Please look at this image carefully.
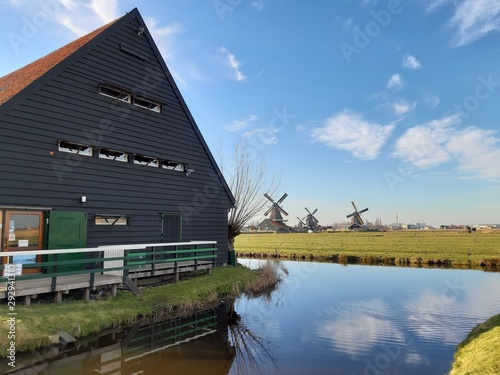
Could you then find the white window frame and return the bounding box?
[99,148,128,162]
[58,140,93,156]
[95,215,129,226]
[133,96,161,113]
[134,154,159,167]
[99,85,131,103]
[162,160,185,172]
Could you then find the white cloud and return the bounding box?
[220,47,247,82]
[392,115,460,168]
[252,0,267,11]
[57,14,89,36]
[393,115,500,180]
[53,0,120,37]
[225,114,259,132]
[447,0,500,46]
[425,93,440,109]
[402,53,422,69]
[144,17,183,61]
[392,101,417,115]
[386,73,406,90]
[88,0,118,23]
[426,0,453,13]
[243,128,278,145]
[446,128,500,180]
[311,110,395,160]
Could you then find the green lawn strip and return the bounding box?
[449,314,500,375]
[235,231,500,266]
[0,265,259,355]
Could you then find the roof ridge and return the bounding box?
[0,17,120,105]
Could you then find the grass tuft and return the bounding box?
[449,314,500,375]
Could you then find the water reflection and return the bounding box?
[4,261,500,375]
[236,260,500,375]
[4,305,237,375]
[227,307,284,375]
[316,299,407,357]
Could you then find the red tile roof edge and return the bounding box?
[263,219,291,229]
[0,18,119,106]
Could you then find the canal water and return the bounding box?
[6,260,500,375]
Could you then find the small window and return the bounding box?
[58,140,92,156]
[134,154,159,167]
[99,148,128,162]
[161,160,185,172]
[99,85,131,103]
[133,96,161,113]
[95,214,129,226]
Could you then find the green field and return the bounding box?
[235,230,500,268]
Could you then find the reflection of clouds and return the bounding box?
[405,289,465,345]
[316,299,406,357]
[461,277,500,318]
[404,350,430,366]
[404,275,500,345]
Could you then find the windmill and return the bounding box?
[296,216,306,229]
[263,193,289,222]
[346,201,368,230]
[304,207,319,230]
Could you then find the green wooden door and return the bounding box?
[46,211,87,273]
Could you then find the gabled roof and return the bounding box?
[0,20,115,105]
[258,219,291,230]
[0,8,235,206]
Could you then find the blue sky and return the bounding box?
[1,0,500,226]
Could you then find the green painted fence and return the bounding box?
[0,241,217,292]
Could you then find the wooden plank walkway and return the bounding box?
[0,274,122,305]
[0,260,214,305]
[0,241,217,305]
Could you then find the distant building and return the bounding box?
[347,222,365,231]
[257,219,293,233]
[242,225,257,233]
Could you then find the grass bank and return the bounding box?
[235,230,500,268]
[0,264,277,355]
[449,314,500,374]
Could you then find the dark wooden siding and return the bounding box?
[0,14,232,264]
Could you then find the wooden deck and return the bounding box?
[0,260,214,305]
[0,274,122,305]
[0,241,217,305]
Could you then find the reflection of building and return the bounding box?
[5,304,235,375]
[0,7,234,269]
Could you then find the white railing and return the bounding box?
[0,241,216,258]
[1,241,218,281]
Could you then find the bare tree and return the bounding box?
[219,139,279,250]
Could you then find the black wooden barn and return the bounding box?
[0,8,234,267]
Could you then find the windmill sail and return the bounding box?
[264,193,289,223]
[347,201,369,228]
[304,207,319,229]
